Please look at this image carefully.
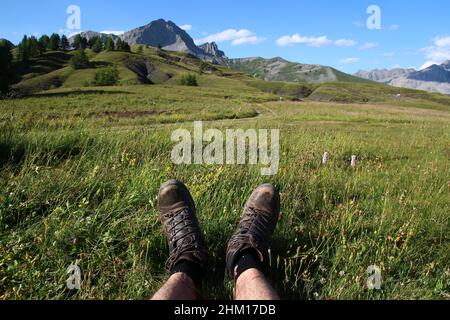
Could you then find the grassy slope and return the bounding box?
[308,82,450,110]
[228,57,374,84]
[332,68,374,84]
[1,48,450,300]
[11,46,218,93]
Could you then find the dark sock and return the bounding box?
[233,249,264,281]
[170,260,204,287]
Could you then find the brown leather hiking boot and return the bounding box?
[158,180,208,272]
[226,184,280,279]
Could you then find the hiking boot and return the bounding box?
[158,180,208,272]
[226,184,280,278]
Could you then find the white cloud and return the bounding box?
[195,29,266,46]
[420,36,450,67]
[339,58,361,64]
[335,39,357,47]
[179,24,192,31]
[276,34,332,47]
[232,36,266,45]
[434,35,450,47]
[359,42,379,50]
[277,34,356,48]
[100,30,125,36]
[392,64,401,69]
[382,52,395,58]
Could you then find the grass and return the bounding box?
[0,53,449,300]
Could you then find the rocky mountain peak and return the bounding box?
[120,19,224,63]
[355,61,450,94]
[198,42,227,59]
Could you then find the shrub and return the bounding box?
[94,66,119,86]
[70,50,90,69]
[180,74,198,87]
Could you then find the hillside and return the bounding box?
[10,46,232,95]
[8,45,450,110]
[227,57,373,84]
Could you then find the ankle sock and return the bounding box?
[171,260,204,287]
[233,249,264,281]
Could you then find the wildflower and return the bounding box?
[339,270,345,276]
[91,165,100,177]
[351,155,357,168]
[320,278,326,284]
[72,238,78,246]
[313,292,319,298]
[78,198,89,208]
[322,152,329,165]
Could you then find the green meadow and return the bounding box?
[0,48,449,300]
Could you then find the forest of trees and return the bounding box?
[72,34,130,52]
[16,33,131,64]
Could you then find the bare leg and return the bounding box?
[151,273,198,300]
[235,268,279,300]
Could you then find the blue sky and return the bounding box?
[1,0,449,73]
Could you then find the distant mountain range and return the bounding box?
[355,61,450,95]
[69,19,368,84]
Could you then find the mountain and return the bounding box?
[226,57,372,83]
[389,78,450,95]
[67,19,368,83]
[355,61,450,94]
[120,19,218,62]
[198,42,228,64]
[69,20,218,62]
[408,61,450,83]
[354,68,415,83]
